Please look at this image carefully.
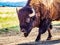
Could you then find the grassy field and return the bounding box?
[0,7,20,34]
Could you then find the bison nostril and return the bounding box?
[21,30,24,32]
[21,29,25,32]
[21,29,26,33]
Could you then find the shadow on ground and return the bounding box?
[17,39,60,45]
[0,26,19,33]
[0,26,20,36]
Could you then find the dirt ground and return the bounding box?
[0,26,60,45]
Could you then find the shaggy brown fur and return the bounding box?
[16,0,60,41]
[30,0,60,20]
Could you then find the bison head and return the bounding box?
[16,6,36,37]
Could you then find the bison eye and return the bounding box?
[26,18,30,23]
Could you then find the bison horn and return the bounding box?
[29,8,35,17]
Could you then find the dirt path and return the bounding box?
[0,27,60,45]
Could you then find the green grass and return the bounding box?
[0,12,15,14]
[0,26,20,34]
[0,17,18,28]
[0,7,19,33]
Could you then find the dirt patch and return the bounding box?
[0,26,60,45]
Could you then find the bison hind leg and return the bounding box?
[47,25,52,40]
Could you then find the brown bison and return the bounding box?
[16,0,60,41]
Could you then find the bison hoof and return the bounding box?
[47,38,51,40]
[47,36,52,40]
[35,40,40,42]
[35,39,40,42]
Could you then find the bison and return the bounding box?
[16,0,60,41]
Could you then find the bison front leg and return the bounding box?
[35,30,41,42]
[47,25,52,40]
